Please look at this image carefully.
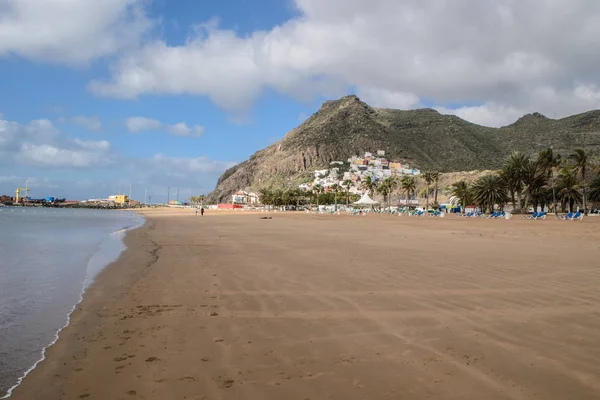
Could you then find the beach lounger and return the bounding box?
[534,212,547,220]
[492,211,505,219]
[571,211,583,220]
[558,212,574,220]
[523,212,539,220]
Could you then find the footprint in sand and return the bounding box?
[127,390,137,395]
[219,379,235,389]
[145,357,159,362]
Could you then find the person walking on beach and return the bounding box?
[201,207,205,216]
[195,207,198,216]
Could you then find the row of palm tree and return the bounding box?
[258,187,361,209]
[188,195,206,206]
[361,174,422,210]
[451,148,600,214]
[257,171,441,211]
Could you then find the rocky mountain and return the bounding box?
[208,95,600,203]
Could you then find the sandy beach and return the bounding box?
[9,210,600,400]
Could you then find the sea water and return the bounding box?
[0,207,144,398]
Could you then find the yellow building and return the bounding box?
[109,194,129,204]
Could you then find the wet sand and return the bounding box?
[9,210,600,399]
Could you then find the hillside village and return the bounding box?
[299,150,421,195]
[230,150,421,205]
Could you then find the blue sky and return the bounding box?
[1,0,600,201]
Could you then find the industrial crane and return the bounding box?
[15,187,30,203]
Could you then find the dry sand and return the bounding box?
[9,210,600,400]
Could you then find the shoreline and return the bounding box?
[2,214,147,399]
[7,210,600,399]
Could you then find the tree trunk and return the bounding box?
[425,184,430,210]
[346,189,349,207]
[570,199,574,213]
[434,182,439,205]
[552,174,558,216]
[516,189,523,212]
[583,187,587,215]
[510,190,516,211]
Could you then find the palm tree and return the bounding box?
[400,175,416,213]
[313,184,323,209]
[499,168,517,211]
[422,171,434,210]
[342,179,353,207]
[330,184,341,211]
[557,166,582,212]
[471,174,508,213]
[360,176,377,195]
[384,176,398,209]
[450,180,472,214]
[502,151,528,212]
[287,188,302,209]
[521,159,546,211]
[376,181,391,210]
[569,149,591,215]
[258,188,273,210]
[536,148,561,215]
[431,171,441,206]
[189,196,198,206]
[588,175,600,206]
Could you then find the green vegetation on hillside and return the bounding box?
[209,95,600,203]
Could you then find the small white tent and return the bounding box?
[353,193,378,205]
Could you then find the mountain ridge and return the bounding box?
[208,95,600,203]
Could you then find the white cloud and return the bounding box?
[0,0,152,64]
[167,122,205,137]
[71,116,102,131]
[89,0,600,124]
[0,175,19,184]
[147,154,235,174]
[357,87,420,110]
[125,117,162,133]
[19,143,112,168]
[73,138,111,151]
[126,117,204,137]
[0,117,115,168]
[1,116,232,201]
[435,104,525,128]
[168,122,191,136]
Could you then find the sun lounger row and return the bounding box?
[487,211,506,219]
[522,212,547,220]
[557,212,583,220]
[459,211,484,218]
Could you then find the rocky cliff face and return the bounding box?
[208,95,600,203]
